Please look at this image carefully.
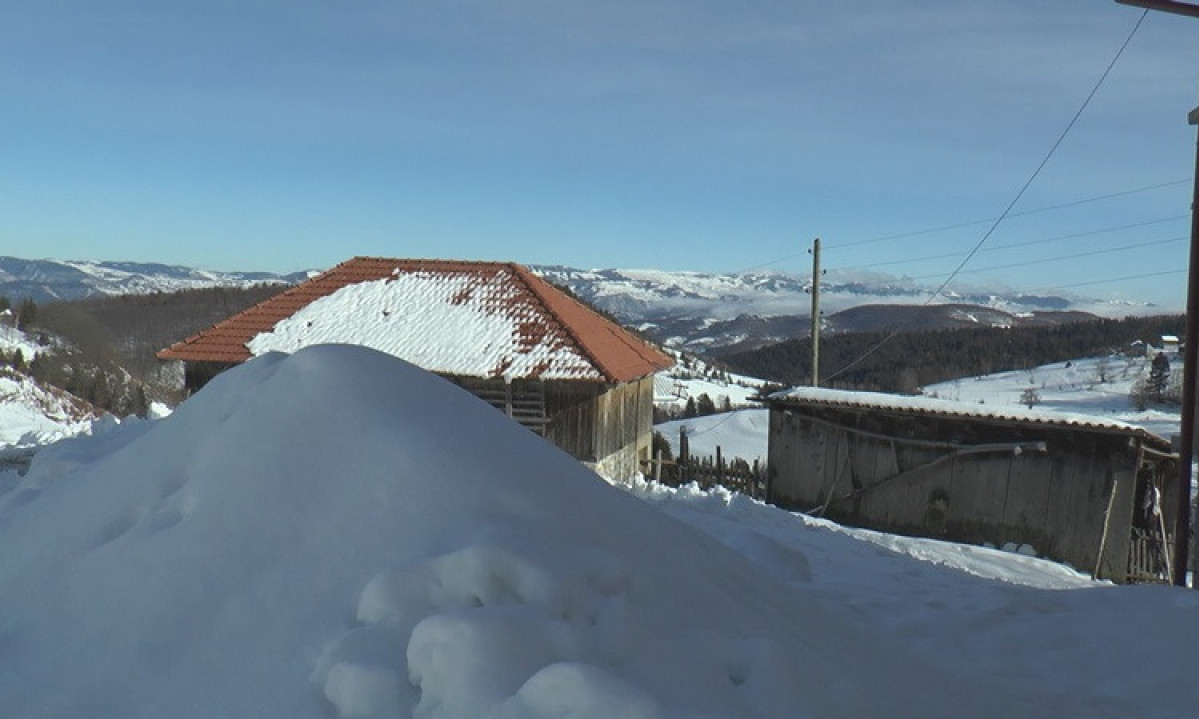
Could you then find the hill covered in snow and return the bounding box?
[0,256,310,303]
[534,265,1146,352]
[0,256,1154,354]
[1,345,1196,718]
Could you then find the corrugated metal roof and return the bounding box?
[768,386,1174,450]
[157,257,674,383]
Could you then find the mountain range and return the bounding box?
[0,256,1154,354]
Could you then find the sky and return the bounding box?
[4,1,1199,308]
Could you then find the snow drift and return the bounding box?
[0,345,1185,718]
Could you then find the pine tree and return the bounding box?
[1150,352,1171,401]
[16,298,36,330]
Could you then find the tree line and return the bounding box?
[2,284,287,416]
[719,314,1187,393]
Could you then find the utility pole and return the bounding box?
[810,238,821,387]
[1117,0,1199,587]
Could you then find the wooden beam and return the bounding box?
[1116,0,1199,19]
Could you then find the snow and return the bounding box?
[923,354,1182,440]
[0,369,101,472]
[247,271,603,381]
[657,409,769,464]
[654,351,768,413]
[774,383,1165,439]
[0,321,44,359]
[0,326,108,475]
[0,344,1197,717]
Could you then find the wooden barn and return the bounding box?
[765,387,1178,583]
[157,257,674,479]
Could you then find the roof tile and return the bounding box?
[158,257,673,383]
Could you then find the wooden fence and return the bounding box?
[640,427,768,500]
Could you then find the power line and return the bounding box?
[903,235,1186,281]
[1029,267,1186,292]
[829,214,1188,272]
[731,178,1187,275]
[824,178,1189,250]
[823,9,1149,384]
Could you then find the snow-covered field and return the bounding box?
[1,345,1197,718]
[654,351,768,416]
[657,408,769,464]
[923,353,1182,440]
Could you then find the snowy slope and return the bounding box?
[1,345,1196,718]
[653,350,768,415]
[923,353,1181,440]
[0,324,102,470]
[0,369,100,449]
[0,255,1152,354]
[657,409,770,464]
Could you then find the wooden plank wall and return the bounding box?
[768,404,1151,581]
[592,376,654,480]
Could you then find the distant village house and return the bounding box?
[158,257,674,479]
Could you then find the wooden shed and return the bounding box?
[157,257,674,479]
[766,387,1178,583]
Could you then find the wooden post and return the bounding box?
[810,237,821,387]
[679,427,690,485]
[716,446,725,486]
[653,449,662,483]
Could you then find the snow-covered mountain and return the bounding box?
[532,266,1143,352]
[0,256,310,302]
[0,257,1153,353]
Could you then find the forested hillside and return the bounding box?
[721,314,1187,393]
[10,284,289,411]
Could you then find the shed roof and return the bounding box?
[768,386,1174,451]
[158,257,673,383]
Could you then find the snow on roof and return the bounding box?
[247,271,602,382]
[768,386,1173,448]
[158,257,673,383]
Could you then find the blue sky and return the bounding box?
[3,1,1198,308]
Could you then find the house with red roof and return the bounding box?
[158,257,674,479]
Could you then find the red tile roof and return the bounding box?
[157,257,674,383]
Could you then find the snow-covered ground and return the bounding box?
[0,328,104,471]
[654,351,768,415]
[0,321,45,359]
[657,408,769,464]
[1,345,1197,718]
[923,353,1182,440]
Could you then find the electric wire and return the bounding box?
[901,235,1186,281]
[731,177,1187,275]
[822,9,1150,385]
[1030,268,1186,292]
[828,214,1188,272]
[824,178,1189,250]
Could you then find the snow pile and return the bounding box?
[2,345,1197,717]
